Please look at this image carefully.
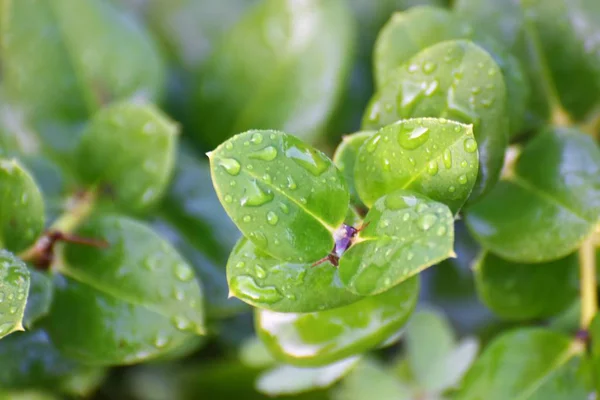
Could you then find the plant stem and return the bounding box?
[579,233,597,329]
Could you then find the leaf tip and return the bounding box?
[228,290,236,299]
[206,151,213,159]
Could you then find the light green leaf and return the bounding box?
[339,190,453,296]
[210,130,349,263]
[474,251,579,320]
[363,39,508,202]
[256,357,360,396]
[0,250,29,339]
[0,158,45,252]
[455,328,588,400]
[465,127,600,262]
[256,276,418,367]
[23,269,53,329]
[239,336,276,369]
[45,215,205,365]
[354,118,478,213]
[333,131,375,207]
[192,0,354,147]
[227,237,362,312]
[77,102,178,212]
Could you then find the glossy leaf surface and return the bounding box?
[474,252,578,320]
[0,159,45,252]
[46,215,205,365]
[77,102,178,212]
[354,118,478,212]
[193,0,353,146]
[227,237,362,313]
[23,269,54,329]
[465,127,600,262]
[210,130,349,263]
[256,276,418,367]
[456,328,588,400]
[339,190,453,296]
[333,131,375,207]
[364,39,507,201]
[0,251,29,339]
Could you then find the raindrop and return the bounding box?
[279,203,290,214]
[243,215,252,223]
[287,176,297,190]
[418,214,437,231]
[231,276,283,303]
[224,195,233,203]
[448,186,456,193]
[427,161,438,176]
[285,293,296,300]
[250,232,268,247]
[443,149,452,169]
[464,138,477,153]
[422,61,437,74]
[255,265,267,279]
[250,132,263,144]
[249,146,278,161]
[383,158,391,171]
[458,174,468,185]
[154,334,169,348]
[225,142,233,150]
[235,261,246,269]
[172,316,191,331]
[219,158,241,176]
[436,226,447,236]
[286,145,328,176]
[366,135,382,153]
[241,180,273,206]
[398,125,430,150]
[174,264,193,282]
[460,160,468,168]
[266,211,279,225]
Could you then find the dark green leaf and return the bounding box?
[45,215,205,365]
[354,118,478,213]
[363,39,508,201]
[333,131,375,207]
[339,190,453,296]
[192,0,354,147]
[0,158,45,252]
[227,237,362,313]
[474,251,579,320]
[210,130,349,263]
[23,269,54,329]
[77,102,178,212]
[1,0,165,125]
[465,127,600,262]
[0,250,29,339]
[456,328,588,400]
[256,276,418,367]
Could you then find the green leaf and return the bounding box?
[363,39,508,202]
[23,269,54,329]
[0,158,45,252]
[590,314,600,393]
[191,0,354,147]
[77,102,178,212]
[0,0,166,125]
[45,214,205,365]
[354,118,478,213]
[255,276,418,367]
[373,6,528,136]
[474,251,579,320]
[256,357,360,396]
[227,237,362,313]
[0,250,29,339]
[338,190,454,296]
[209,130,349,263]
[239,336,276,369]
[333,131,375,207]
[465,127,600,262]
[455,328,588,400]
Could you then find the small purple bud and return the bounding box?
[333,224,358,257]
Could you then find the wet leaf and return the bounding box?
[23,269,54,329]
[363,39,508,202]
[227,237,362,313]
[255,276,418,367]
[465,127,600,262]
[210,130,349,263]
[256,357,360,396]
[0,0,165,125]
[455,328,588,400]
[333,131,375,207]
[192,0,353,147]
[45,215,205,365]
[354,118,478,213]
[0,251,29,339]
[0,158,45,252]
[474,251,579,320]
[77,102,178,212]
[339,190,453,296]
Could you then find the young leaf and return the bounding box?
[455,328,588,400]
[0,0,165,125]
[465,127,600,262]
[354,118,478,213]
[226,237,362,313]
[0,251,30,339]
[333,131,375,207]
[45,215,205,365]
[339,190,454,296]
[0,158,45,252]
[474,251,579,320]
[209,130,349,263]
[255,276,418,367]
[192,0,354,147]
[23,269,54,329]
[77,102,178,212]
[256,357,360,396]
[363,39,508,202]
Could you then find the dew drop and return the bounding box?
[154,333,169,348]
[279,203,290,214]
[224,195,233,203]
[250,132,263,144]
[250,232,268,247]
[460,160,468,168]
[436,226,447,236]
[398,125,430,150]
[230,276,283,304]
[266,211,279,225]
[385,194,415,210]
[418,214,437,231]
[448,186,456,193]
[443,149,452,169]
[262,173,272,184]
[402,213,410,221]
[243,215,252,223]
[241,180,274,206]
[236,261,246,269]
[367,102,381,124]
[249,146,278,161]
[427,161,438,176]
[225,142,233,150]
[383,158,391,171]
[255,265,267,279]
[287,176,297,190]
[464,138,477,153]
[285,293,296,300]
[286,145,329,176]
[422,61,437,74]
[175,264,193,282]
[172,315,191,331]
[366,135,381,153]
[406,252,414,261]
[144,254,160,271]
[408,157,416,166]
[458,174,468,185]
[219,158,241,175]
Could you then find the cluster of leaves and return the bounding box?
[1,0,600,399]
